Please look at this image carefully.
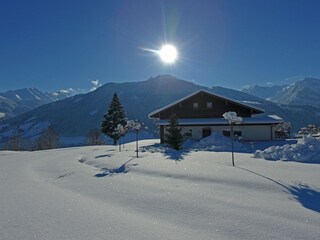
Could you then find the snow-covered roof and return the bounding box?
[156,115,283,126]
[148,89,264,118]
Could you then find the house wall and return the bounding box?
[154,91,253,119]
[241,125,274,141]
[162,124,275,141]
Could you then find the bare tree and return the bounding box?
[35,126,59,150]
[275,122,292,138]
[223,112,242,167]
[3,126,24,151]
[126,120,142,157]
[86,129,104,145]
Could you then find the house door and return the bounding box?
[202,128,211,138]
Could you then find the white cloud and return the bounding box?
[90,80,101,91]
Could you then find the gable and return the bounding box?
[148,90,264,119]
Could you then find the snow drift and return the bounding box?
[254,135,320,163]
[190,132,249,152]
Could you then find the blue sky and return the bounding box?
[1,0,320,92]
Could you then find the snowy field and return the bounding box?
[0,140,319,240]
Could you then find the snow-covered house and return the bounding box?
[148,90,284,142]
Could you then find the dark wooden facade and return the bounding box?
[149,91,262,120]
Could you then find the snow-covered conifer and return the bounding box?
[101,93,127,145]
[164,114,183,150]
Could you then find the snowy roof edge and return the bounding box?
[155,115,284,126]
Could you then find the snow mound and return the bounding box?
[254,135,320,163]
[190,132,249,152]
[142,132,249,155]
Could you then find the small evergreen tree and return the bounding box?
[101,93,127,145]
[164,114,184,150]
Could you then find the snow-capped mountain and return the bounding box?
[49,88,86,100]
[241,77,320,108]
[241,85,287,99]
[269,78,320,107]
[1,75,319,146]
[0,87,84,121]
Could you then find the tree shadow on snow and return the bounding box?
[163,148,191,161]
[288,183,320,213]
[95,154,113,159]
[95,158,137,178]
[237,166,320,213]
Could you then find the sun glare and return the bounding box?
[158,44,178,64]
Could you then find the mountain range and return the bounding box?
[241,77,320,108]
[1,75,320,147]
[0,87,85,120]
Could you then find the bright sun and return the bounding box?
[158,44,178,64]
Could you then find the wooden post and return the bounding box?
[231,123,235,166]
[136,130,139,158]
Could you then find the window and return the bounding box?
[222,130,231,137]
[202,128,211,138]
[207,102,212,109]
[184,129,192,137]
[222,130,242,137]
[234,131,242,137]
[193,102,198,109]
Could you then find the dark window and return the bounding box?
[184,129,192,137]
[202,128,211,138]
[222,130,242,137]
[234,131,242,137]
[207,102,213,109]
[222,130,231,137]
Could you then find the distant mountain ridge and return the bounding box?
[241,77,320,108]
[1,75,320,147]
[241,85,288,99]
[0,87,85,121]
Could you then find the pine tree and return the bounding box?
[164,114,184,150]
[101,93,127,145]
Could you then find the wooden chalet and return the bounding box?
[148,90,284,142]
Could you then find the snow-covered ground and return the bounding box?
[0,140,319,240]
